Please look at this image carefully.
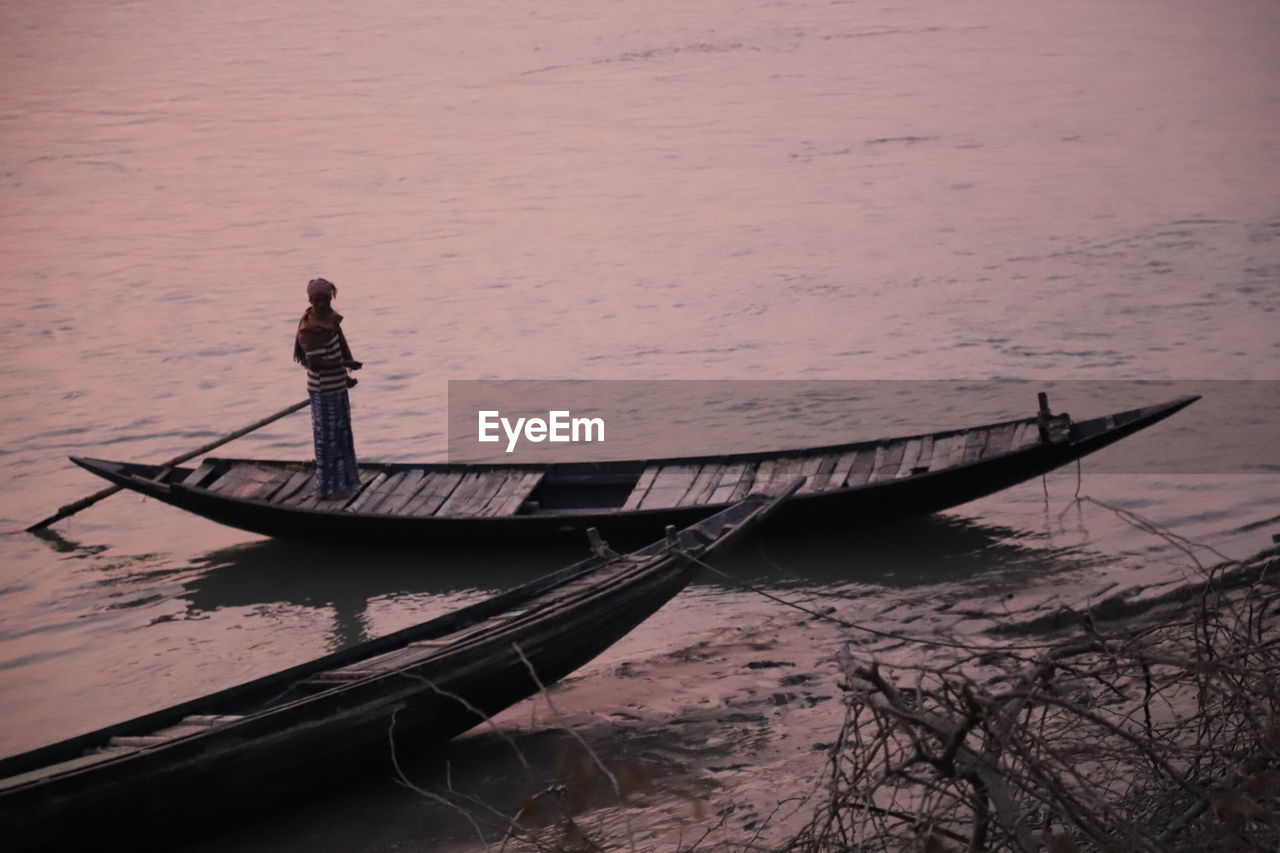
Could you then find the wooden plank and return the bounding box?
[797,453,835,494]
[823,450,859,490]
[772,455,820,494]
[707,464,749,504]
[637,464,701,509]
[1010,421,1032,450]
[870,442,907,483]
[108,735,179,749]
[928,435,957,472]
[981,423,1018,458]
[906,435,934,476]
[771,456,813,491]
[240,467,298,502]
[894,438,923,479]
[302,669,380,686]
[347,470,406,514]
[181,714,244,726]
[181,461,218,488]
[401,471,466,517]
[678,464,724,507]
[478,471,545,517]
[310,469,381,512]
[365,469,429,515]
[845,448,878,487]
[750,459,781,493]
[621,466,661,511]
[278,470,321,507]
[260,469,311,503]
[728,462,760,501]
[222,466,289,500]
[435,471,509,517]
[206,463,256,495]
[959,428,989,465]
[345,472,391,513]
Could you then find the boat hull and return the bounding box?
[69,395,1198,544]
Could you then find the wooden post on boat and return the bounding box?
[1036,392,1052,443]
[26,399,311,532]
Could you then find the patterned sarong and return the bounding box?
[310,390,359,498]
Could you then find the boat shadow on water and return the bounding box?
[177,512,1104,618]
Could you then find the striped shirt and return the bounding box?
[304,332,349,394]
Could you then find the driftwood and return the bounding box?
[786,547,1280,853]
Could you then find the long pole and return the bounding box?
[26,398,311,532]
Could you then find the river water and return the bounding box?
[1,0,1278,849]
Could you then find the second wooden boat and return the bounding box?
[0,480,799,851]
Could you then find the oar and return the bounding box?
[26,398,311,532]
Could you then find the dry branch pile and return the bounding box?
[786,550,1280,853]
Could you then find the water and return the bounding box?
[1,0,1278,848]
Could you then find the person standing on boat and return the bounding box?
[294,278,362,499]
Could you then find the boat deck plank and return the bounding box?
[728,462,760,501]
[797,453,836,493]
[182,461,218,488]
[982,423,1018,458]
[252,469,309,503]
[908,435,935,475]
[707,464,748,505]
[766,456,814,492]
[309,470,381,512]
[822,450,859,490]
[959,428,989,465]
[435,471,509,517]
[368,470,430,515]
[236,467,292,500]
[845,448,878,487]
[621,466,661,511]
[401,471,466,517]
[678,464,724,507]
[894,438,924,479]
[750,459,780,494]
[206,464,256,496]
[637,464,701,509]
[345,472,392,513]
[349,471,407,514]
[870,442,907,483]
[274,470,318,507]
[928,435,958,472]
[478,471,545,517]
[1010,421,1032,450]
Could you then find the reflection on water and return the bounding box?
[182,721,698,853]
[173,512,1102,650]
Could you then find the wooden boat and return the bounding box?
[70,394,1198,543]
[0,482,798,851]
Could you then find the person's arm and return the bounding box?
[337,327,362,370]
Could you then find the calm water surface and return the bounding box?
[1,0,1278,848]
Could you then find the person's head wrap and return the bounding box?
[307,278,337,299]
